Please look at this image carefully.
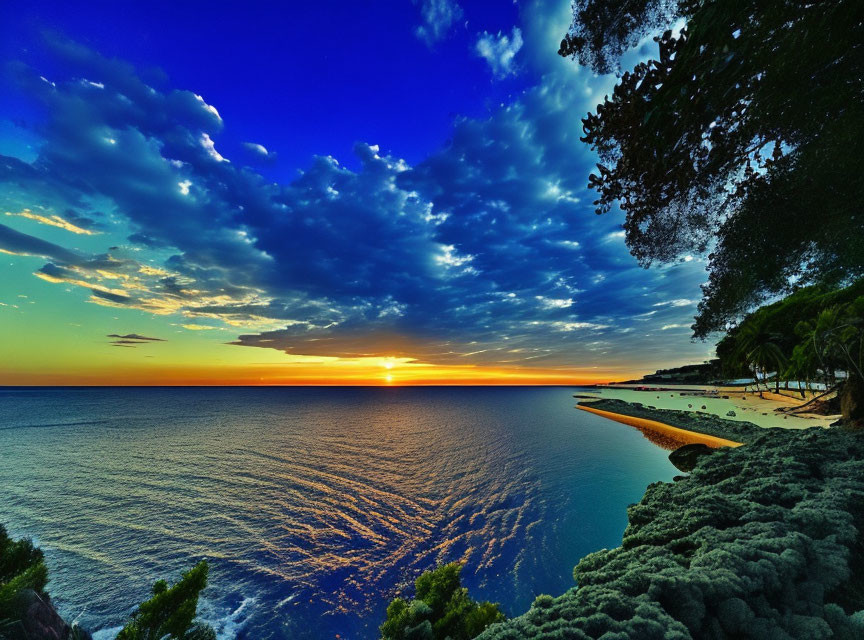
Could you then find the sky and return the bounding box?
[0,0,714,386]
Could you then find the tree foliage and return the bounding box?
[0,525,48,620]
[560,0,864,336]
[0,524,214,639]
[381,563,505,640]
[717,281,864,422]
[115,561,214,640]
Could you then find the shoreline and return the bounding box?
[576,403,743,448]
[480,401,864,639]
[578,382,839,430]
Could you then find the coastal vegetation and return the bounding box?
[0,525,213,640]
[476,407,864,639]
[715,281,864,424]
[0,526,47,618]
[559,0,864,339]
[116,562,214,640]
[381,563,504,640]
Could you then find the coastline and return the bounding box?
[576,404,743,448]
[580,383,838,429]
[479,400,864,639]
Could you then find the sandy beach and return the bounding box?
[579,383,838,430]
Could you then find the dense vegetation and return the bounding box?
[381,563,504,640]
[714,281,864,423]
[116,562,215,640]
[0,524,213,640]
[0,525,48,621]
[559,0,864,338]
[477,419,864,639]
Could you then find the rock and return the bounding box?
[668,443,715,473]
[701,405,707,410]
[726,410,737,417]
[0,590,92,640]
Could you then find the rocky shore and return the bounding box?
[478,403,864,639]
[0,589,91,640]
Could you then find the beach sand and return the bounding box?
[577,403,743,448]
[580,384,837,430]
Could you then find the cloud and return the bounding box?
[475,27,524,77]
[107,332,165,347]
[0,223,84,263]
[5,209,99,235]
[413,0,463,46]
[200,132,227,162]
[654,298,696,308]
[0,13,713,374]
[242,142,276,161]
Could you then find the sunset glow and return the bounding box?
[0,0,715,385]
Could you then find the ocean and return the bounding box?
[0,386,676,639]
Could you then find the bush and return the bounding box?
[116,561,215,640]
[381,563,505,640]
[0,525,48,620]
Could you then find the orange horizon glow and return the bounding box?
[0,359,639,387]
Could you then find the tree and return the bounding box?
[116,561,215,640]
[715,282,864,424]
[0,525,47,620]
[731,313,785,395]
[381,563,505,640]
[560,0,864,337]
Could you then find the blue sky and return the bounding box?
[0,0,714,384]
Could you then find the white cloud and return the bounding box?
[536,295,573,309]
[552,321,610,331]
[661,323,688,330]
[475,27,524,77]
[243,142,270,157]
[653,298,696,308]
[414,0,463,46]
[200,133,226,162]
[194,94,221,122]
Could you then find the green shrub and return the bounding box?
[0,525,48,620]
[116,560,215,640]
[381,563,505,640]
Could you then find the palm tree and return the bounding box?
[733,314,787,396]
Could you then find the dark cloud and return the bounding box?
[107,333,165,341]
[0,223,83,263]
[90,289,132,304]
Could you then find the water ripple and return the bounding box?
[0,387,676,639]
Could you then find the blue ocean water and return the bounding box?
[0,386,676,639]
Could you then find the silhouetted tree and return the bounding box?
[560,0,864,336]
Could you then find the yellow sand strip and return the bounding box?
[578,404,743,448]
